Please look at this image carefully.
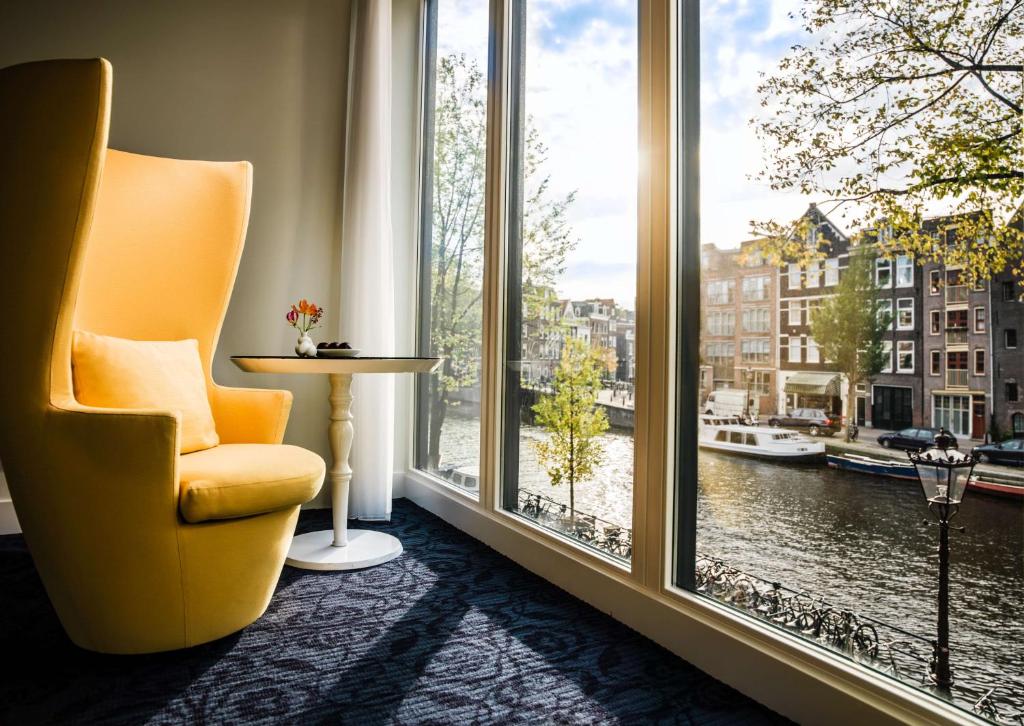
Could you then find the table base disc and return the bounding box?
[285,529,403,571]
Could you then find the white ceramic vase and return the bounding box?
[295,333,317,358]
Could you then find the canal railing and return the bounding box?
[511,490,1023,724]
[694,555,1023,724]
[516,489,633,559]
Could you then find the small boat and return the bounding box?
[827,453,1024,499]
[826,453,917,480]
[699,416,825,462]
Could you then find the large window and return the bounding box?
[682,3,1023,723]
[499,0,639,562]
[413,2,1022,721]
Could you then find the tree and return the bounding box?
[810,249,892,441]
[532,338,609,521]
[749,0,1023,288]
[425,53,578,469]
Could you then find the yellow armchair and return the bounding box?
[0,58,324,654]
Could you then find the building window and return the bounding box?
[806,260,820,288]
[787,299,802,327]
[707,279,734,305]
[1007,329,1018,349]
[896,341,914,373]
[880,340,893,373]
[930,310,941,335]
[806,337,820,364]
[741,369,771,396]
[974,349,986,376]
[878,300,893,330]
[974,307,986,333]
[895,255,913,287]
[946,308,967,329]
[788,335,801,363]
[740,339,770,363]
[741,307,770,333]
[707,310,735,336]
[1003,280,1017,301]
[896,298,914,330]
[824,257,839,286]
[933,394,971,436]
[787,262,800,290]
[930,349,941,376]
[1008,381,1020,403]
[741,275,769,302]
[875,258,892,288]
[929,269,941,295]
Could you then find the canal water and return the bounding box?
[439,412,1024,705]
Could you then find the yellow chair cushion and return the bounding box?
[178,444,325,524]
[72,331,219,453]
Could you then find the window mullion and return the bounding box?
[478,0,513,515]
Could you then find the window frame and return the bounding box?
[974,348,986,376]
[896,341,914,373]
[875,258,892,288]
[895,255,913,287]
[930,349,941,376]
[896,298,914,330]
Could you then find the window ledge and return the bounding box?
[403,471,989,726]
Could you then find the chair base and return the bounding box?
[285,529,402,571]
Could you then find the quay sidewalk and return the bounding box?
[825,426,1024,484]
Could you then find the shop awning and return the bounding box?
[784,372,842,397]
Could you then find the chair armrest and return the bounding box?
[36,399,181,524]
[208,384,292,445]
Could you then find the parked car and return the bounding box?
[703,389,759,423]
[767,409,839,437]
[971,439,1024,467]
[876,427,959,452]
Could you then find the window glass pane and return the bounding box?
[501,0,638,562]
[415,0,490,497]
[688,4,1023,720]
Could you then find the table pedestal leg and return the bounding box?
[284,372,403,571]
[328,372,353,546]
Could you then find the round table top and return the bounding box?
[231,355,442,375]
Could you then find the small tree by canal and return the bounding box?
[532,338,609,522]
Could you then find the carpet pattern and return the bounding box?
[0,499,787,725]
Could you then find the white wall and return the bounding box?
[0,0,355,512]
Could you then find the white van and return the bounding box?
[703,389,759,422]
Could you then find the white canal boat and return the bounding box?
[698,416,825,463]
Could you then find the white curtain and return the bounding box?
[339,0,395,520]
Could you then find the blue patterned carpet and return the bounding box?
[0,499,787,725]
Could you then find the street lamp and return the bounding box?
[907,429,977,695]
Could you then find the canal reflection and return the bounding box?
[438,413,1023,698]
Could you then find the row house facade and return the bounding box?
[699,239,779,414]
[776,206,852,422]
[992,268,1024,437]
[520,289,637,387]
[865,234,925,431]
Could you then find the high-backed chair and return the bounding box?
[0,58,325,654]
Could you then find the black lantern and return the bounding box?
[908,429,977,694]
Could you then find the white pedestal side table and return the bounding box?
[231,355,441,571]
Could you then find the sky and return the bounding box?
[438,0,816,309]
